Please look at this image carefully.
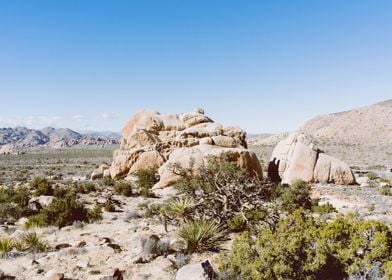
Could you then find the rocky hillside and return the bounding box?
[299,99,392,146]
[0,127,120,151]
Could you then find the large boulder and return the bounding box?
[102,109,262,187]
[0,144,16,155]
[269,132,355,185]
[91,164,109,180]
[156,145,262,189]
[176,261,216,280]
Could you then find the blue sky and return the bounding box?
[0,0,391,133]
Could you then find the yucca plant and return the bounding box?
[163,197,197,221]
[0,238,14,257]
[178,219,228,253]
[19,231,47,252]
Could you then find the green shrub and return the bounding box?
[274,180,312,213]
[24,214,47,229]
[53,186,70,198]
[74,182,97,194]
[37,195,89,228]
[219,210,392,280]
[380,178,391,184]
[134,166,159,197]
[31,177,53,196]
[227,215,247,232]
[114,181,133,197]
[104,202,116,212]
[138,202,164,218]
[172,154,276,229]
[0,238,14,256]
[103,177,115,186]
[19,231,47,252]
[0,187,33,221]
[88,205,103,222]
[178,219,228,253]
[379,186,392,196]
[367,172,378,180]
[311,199,337,214]
[368,204,376,212]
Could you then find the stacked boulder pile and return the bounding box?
[269,132,356,185]
[93,109,262,188]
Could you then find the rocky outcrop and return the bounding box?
[176,261,216,280]
[91,164,110,180]
[269,133,355,185]
[105,109,262,188]
[0,144,16,155]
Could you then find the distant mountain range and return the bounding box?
[299,99,392,146]
[249,99,392,147]
[0,127,121,152]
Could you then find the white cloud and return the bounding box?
[102,112,120,120]
[73,114,85,121]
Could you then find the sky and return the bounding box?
[0,0,391,134]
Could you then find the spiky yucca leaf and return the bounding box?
[178,219,227,253]
[19,231,47,252]
[0,238,14,256]
[164,197,197,220]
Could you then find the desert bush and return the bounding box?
[53,186,69,198]
[24,214,47,229]
[133,166,159,197]
[172,154,278,229]
[178,219,228,253]
[368,204,376,212]
[102,177,115,186]
[274,179,312,213]
[74,182,97,194]
[104,202,116,212]
[19,231,47,252]
[0,238,14,257]
[31,177,53,196]
[114,181,133,197]
[367,172,378,180]
[219,210,392,280]
[0,186,33,221]
[138,202,164,219]
[88,205,103,222]
[33,194,90,228]
[380,178,391,184]
[311,199,337,214]
[379,186,392,196]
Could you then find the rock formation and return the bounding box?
[269,132,356,185]
[103,109,263,188]
[0,144,16,155]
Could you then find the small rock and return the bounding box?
[77,241,87,248]
[45,269,64,280]
[76,259,90,269]
[176,261,216,280]
[169,239,187,253]
[108,243,122,253]
[356,177,369,185]
[16,217,29,227]
[55,244,72,250]
[101,237,113,244]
